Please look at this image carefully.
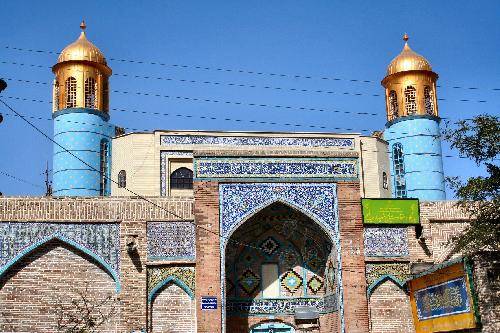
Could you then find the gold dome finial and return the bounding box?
[403,33,409,42]
[80,20,86,31]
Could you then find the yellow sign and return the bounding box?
[407,261,479,332]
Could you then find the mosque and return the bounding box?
[1,22,497,333]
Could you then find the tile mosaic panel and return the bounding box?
[160,135,355,149]
[195,158,357,179]
[238,268,261,296]
[281,270,303,294]
[148,266,195,295]
[365,263,410,286]
[0,222,120,275]
[147,222,195,260]
[308,276,324,295]
[227,295,338,315]
[219,183,338,240]
[364,227,409,257]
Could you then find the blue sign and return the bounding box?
[201,296,218,310]
[415,277,470,320]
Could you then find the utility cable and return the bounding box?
[5,45,500,93]
[0,170,44,188]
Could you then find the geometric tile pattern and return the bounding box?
[281,270,303,293]
[160,134,355,149]
[238,269,261,296]
[195,158,358,180]
[147,222,195,260]
[260,236,280,257]
[364,227,409,257]
[307,275,324,294]
[227,295,338,315]
[147,266,195,295]
[0,222,120,275]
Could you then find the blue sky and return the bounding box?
[0,1,499,196]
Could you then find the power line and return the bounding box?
[5,45,500,93]
[0,170,44,188]
[0,61,493,104]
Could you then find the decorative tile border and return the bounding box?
[0,222,120,290]
[147,222,195,261]
[160,151,194,196]
[194,158,357,180]
[148,266,195,302]
[219,183,343,332]
[227,295,338,315]
[364,227,409,257]
[366,263,410,296]
[160,135,355,149]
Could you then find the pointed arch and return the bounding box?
[227,198,335,245]
[250,321,296,332]
[0,234,120,292]
[367,274,406,297]
[148,276,195,303]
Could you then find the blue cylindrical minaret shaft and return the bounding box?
[384,116,446,200]
[53,109,113,196]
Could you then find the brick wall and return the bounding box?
[368,280,414,333]
[194,181,222,333]
[337,182,369,333]
[150,282,196,333]
[0,240,118,332]
[472,252,500,333]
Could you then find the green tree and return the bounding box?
[444,114,500,254]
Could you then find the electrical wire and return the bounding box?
[5,45,500,93]
[0,170,44,188]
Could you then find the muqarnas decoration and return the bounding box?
[0,222,120,276]
[364,227,409,257]
[147,222,195,261]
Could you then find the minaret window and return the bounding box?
[102,81,109,112]
[170,167,193,189]
[53,81,60,111]
[424,86,435,115]
[65,77,77,108]
[84,77,97,109]
[382,172,388,190]
[404,86,417,115]
[388,90,399,120]
[100,139,109,196]
[392,143,407,198]
[118,170,126,188]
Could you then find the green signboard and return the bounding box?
[362,198,420,225]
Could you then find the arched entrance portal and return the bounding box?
[225,202,338,332]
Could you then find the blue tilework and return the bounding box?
[147,222,195,260]
[385,117,446,200]
[194,158,357,180]
[0,222,120,277]
[53,109,114,196]
[160,135,355,149]
[227,295,338,315]
[364,227,409,257]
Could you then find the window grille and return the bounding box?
[65,77,77,108]
[170,167,193,189]
[118,170,126,188]
[392,143,407,198]
[404,86,417,115]
[424,86,435,115]
[84,77,97,109]
[53,81,60,111]
[382,172,388,189]
[100,139,109,196]
[102,80,109,111]
[388,90,399,119]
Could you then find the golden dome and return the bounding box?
[57,21,107,65]
[386,34,432,76]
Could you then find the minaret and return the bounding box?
[52,21,114,196]
[382,34,446,200]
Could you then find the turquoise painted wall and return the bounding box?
[384,116,446,200]
[52,109,114,196]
